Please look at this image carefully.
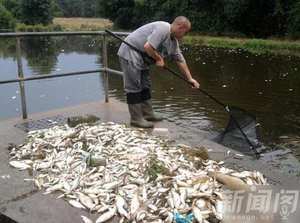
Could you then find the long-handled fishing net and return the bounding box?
[105,30,263,158]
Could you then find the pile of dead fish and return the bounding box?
[8,122,267,223]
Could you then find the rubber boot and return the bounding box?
[128,103,154,128]
[141,99,163,122]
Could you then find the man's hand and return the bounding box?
[188,78,200,88]
[156,57,165,67]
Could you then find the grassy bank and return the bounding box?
[184,35,300,56]
[14,17,112,32]
[53,17,113,31]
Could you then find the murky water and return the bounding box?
[0,36,299,153]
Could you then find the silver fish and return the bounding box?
[81,215,93,223]
[116,195,130,219]
[130,191,140,217]
[9,161,31,170]
[68,199,86,209]
[95,206,116,223]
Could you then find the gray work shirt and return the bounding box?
[117,21,186,69]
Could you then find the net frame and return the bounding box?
[215,106,263,156]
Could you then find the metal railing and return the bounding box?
[0,31,128,119]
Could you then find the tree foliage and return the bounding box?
[288,0,300,37]
[20,0,53,25]
[57,0,97,17]
[96,0,300,38]
[0,0,21,18]
[51,0,63,17]
[0,4,16,30]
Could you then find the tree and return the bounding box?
[0,4,16,30]
[56,0,96,17]
[0,0,21,18]
[288,0,300,37]
[51,0,63,17]
[21,0,53,25]
[82,0,97,17]
[95,0,300,38]
[96,0,136,29]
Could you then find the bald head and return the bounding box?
[172,16,191,29]
[171,16,191,40]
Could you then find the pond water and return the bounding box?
[0,36,299,155]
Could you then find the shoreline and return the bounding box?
[10,17,300,57]
[183,35,300,57]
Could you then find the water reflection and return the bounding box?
[21,37,59,75]
[0,36,104,118]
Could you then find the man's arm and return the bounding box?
[176,61,200,88]
[144,42,165,67]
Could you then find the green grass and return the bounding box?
[184,35,300,56]
[14,17,113,32]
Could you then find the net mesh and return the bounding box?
[214,106,263,155]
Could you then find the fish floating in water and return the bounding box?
[8,122,267,222]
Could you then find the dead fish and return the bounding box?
[214,200,223,220]
[171,189,181,209]
[78,192,95,210]
[81,215,93,223]
[167,193,174,209]
[102,181,120,190]
[97,205,110,213]
[68,199,86,209]
[130,191,140,218]
[136,209,147,221]
[35,161,52,170]
[179,187,187,204]
[44,183,64,194]
[95,206,116,223]
[8,121,267,223]
[195,199,207,210]
[176,179,190,187]
[164,212,173,223]
[9,161,31,170]
[70,177,80,191]
[147,204,158,212]
[63,181,71,193]
[193,206,203,223]
[116,195,130,219]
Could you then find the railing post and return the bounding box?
[16,37,28,119]
[102,34,109,103]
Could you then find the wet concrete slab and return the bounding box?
[0,99,130,223]
[0,99,299,223]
